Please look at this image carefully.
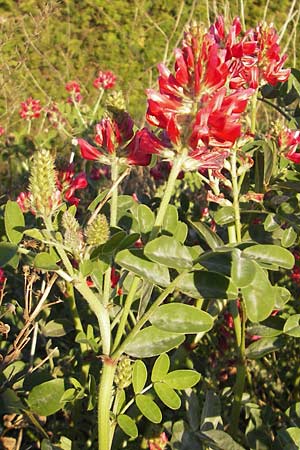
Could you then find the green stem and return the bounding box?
[229,300,247,436]
[65,282,89,381]
[91,88,104,124]
[231,149,242,243]
[103,159,119,307]
[111,271,187,360]
[98,360,116,450]
[112,276,140,352]
[150,149,187,240]
[74,278,111,355]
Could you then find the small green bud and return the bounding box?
[85,214,109,247]
[29,149,58,217]
[114,357,132,389]
[106,91,126,114]
[62,211,84,258]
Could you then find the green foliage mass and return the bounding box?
[0,0,298,127]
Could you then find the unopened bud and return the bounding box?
[85,214,109,247]
[29,149,58,217]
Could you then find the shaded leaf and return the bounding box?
[0,243,18,267]
[34,252,60,271]
[189,220,224,249]
[246,336,285,359]
[176,271,238,300]
[27,379,65,416]
[284,314,300,337]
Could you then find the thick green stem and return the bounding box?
[74,278,111,355]
[98,361,116,450]
[150,149,187,240]
[112,276,140,352]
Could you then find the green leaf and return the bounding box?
[34,252,60,271]
[176,271,238,300]
[124,326,184,358]
[189,220,224,249]
[117,414,138,438]
[275,427,300,449]
[264,214,281,232]
[27,379,65,416]
[41,440,62,450]
[135,394,162,423]
[200,391,222,432]
[150,303,213,334]
[154,382,181,409]
[243,244,295,269]
[41,319,73,337]
[164,370,201,389]
[174,221,188,243]
[4,200,25,244]
[100,231,126,255]
[199,429,246,450]
[214,206,235,225]
[151,353,170,382]
[241,262,275,322]
[137,204,155,234]
[132,360,147,394]
[115,249,170,287]
[274,286,291,309]
[231,251,257,288]
[0,388,23,414]
[284,314,300,337]
[0,242,18,267]
[282,227,297,248]
[162,205,178,234]
[197,250,234,276]
[246,336,285,359]
[144,235,193,270]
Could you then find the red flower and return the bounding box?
[93,70,116,90]
[77,118,161,167]
[146,21,254,171]
[17,191,32,213]
[57,164,88,206]
[19,97,42,120]
[278,128,300,163]
[65,80,82,103]
[148,432,168,450]
[0,127,5,136]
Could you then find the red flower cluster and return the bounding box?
[0,126,5,136]
[77,113,162,167]
[210,17,290,89]
[93,70,116,90]
[56,164,88,206]
[146,21,255,171]
[278,127,300,164]
[65,80,82,103]
[19,97,42,120]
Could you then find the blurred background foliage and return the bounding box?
[0,0,299,128]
